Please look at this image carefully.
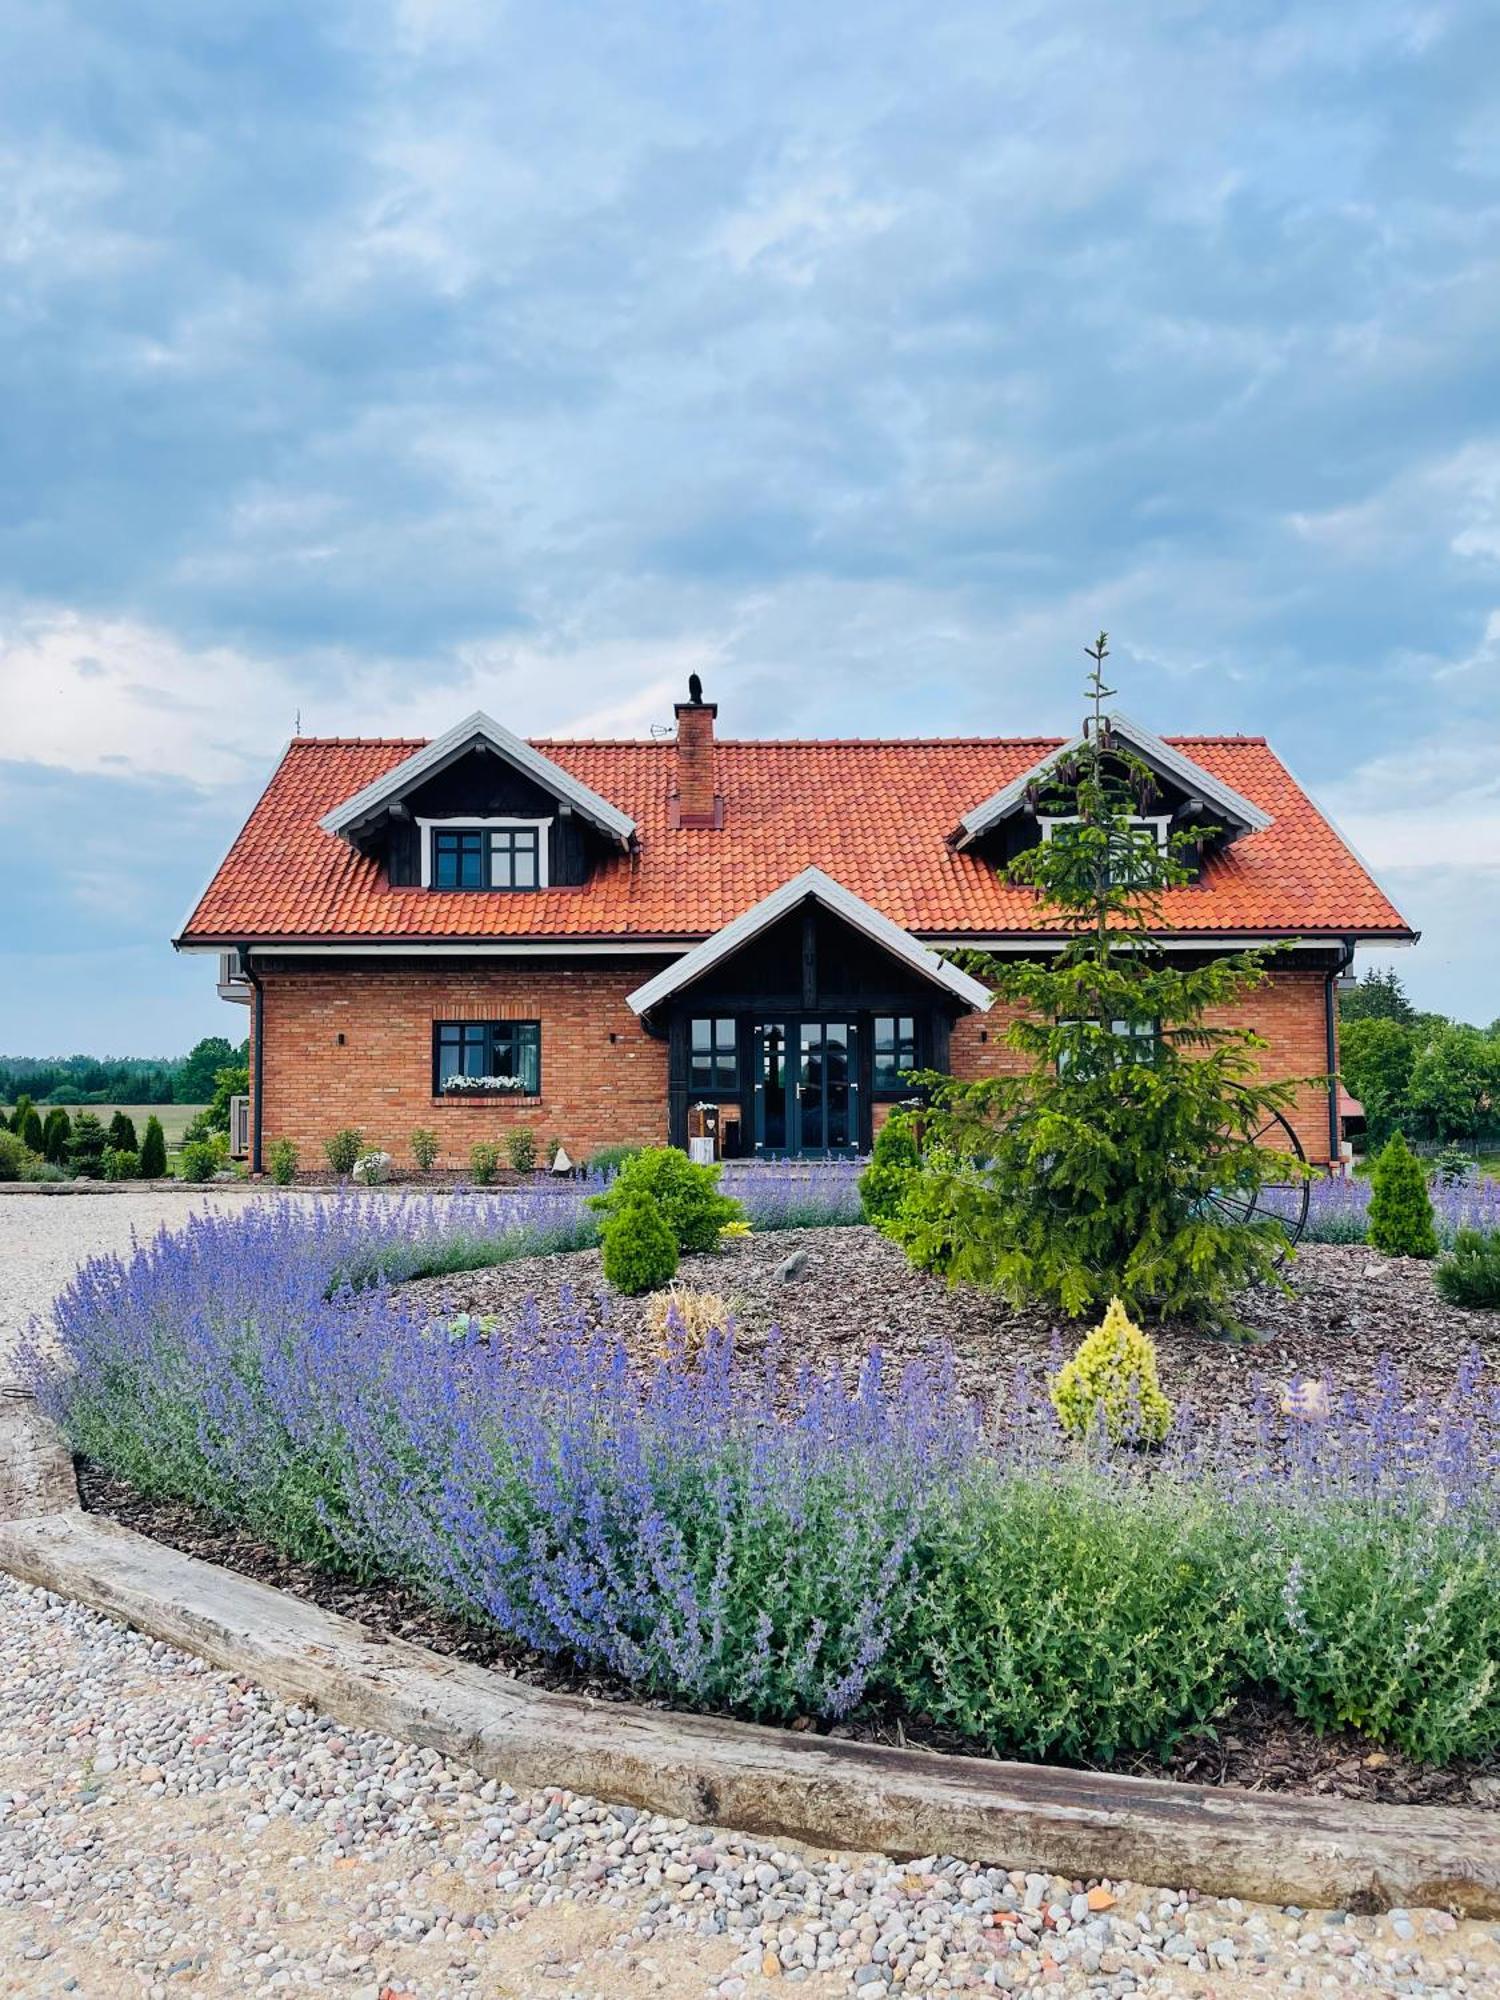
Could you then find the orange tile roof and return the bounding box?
[177,733,1414,945]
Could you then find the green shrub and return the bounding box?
[8,1094,33,1134]
[1246,1506,1500,1764]
[0,1130,33,1181]
[1435,1228,1500,1309]
[179,1139,222,1183]
[324,1128,363,1178]
[1367,1132,1438,1259]
[883,1147,989,1274]
[1051,1298,1173,1446]
[588,1142,642,1179]
[268,1138,300,1186]
[20,1106,44,1155]
[600,1194,680,1295]
[102,1146,139,1182]
[505,1127,538,1174]
[410,1127,440,1173]
[107,1110,138,1153]
[888,1469,1244,1764]
[859,1115,920,1227]
[1432,1143,1472,1188]
[469,1141,500,1185]
[589,1146,742,1253]
[21,1160,68,1184]
[42,1107,73,1166]
[138,1115,167,1178]
[67,1112,109,1178]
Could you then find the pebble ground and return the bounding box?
[6,1191,1500,1997]
[4,1579,1500,1999]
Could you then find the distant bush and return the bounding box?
[107,1110,138,1153]
[268,1138,299,1187]
[859,1115,920,1227]
[102,1147,140,1182]
[138,1115,166,1179]
[468,1141,500,1186]
[42,1108,72,1166]
[601,1194,679,1295]
[1368,1133,1438,1259]
[67,1113,109,1179]
[1051,1298,1173,1446]
[179,1139,222,1184]
[409,1127,440,1173]
[587,1142,642,1179]
[589,1146,742,1253]
[0,1131,32,1181]
[1435,1229,1500,1310]
[505,1128,538,1175]
[323,1128,363,1178]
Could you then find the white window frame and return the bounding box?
[418,817,551,890]
[1038,814,1171,847]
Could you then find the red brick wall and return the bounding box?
[949,968,1336,1166]
[253,960,672,1169]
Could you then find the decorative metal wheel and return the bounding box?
[1200,1096,1310,1266]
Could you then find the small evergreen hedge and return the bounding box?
[1436,1229,1500,1310]
[859,1116,920,1226]
[1367,1132,1438,1259]
[138,1115,167,1178]
[601,1193,679,1294]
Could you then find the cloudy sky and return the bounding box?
[3,0,1498,1053]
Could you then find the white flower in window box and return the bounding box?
[441,1073,530,1096]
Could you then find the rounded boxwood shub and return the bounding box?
[601,1193,680,1295]
[1367,1131,1438,1259]
[589,1146,742,1253]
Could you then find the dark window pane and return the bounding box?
[873,1014,917,1092]
[434,1019,542,1094]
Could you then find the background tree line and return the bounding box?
[0,1036,249,1108]
[1340,969,1500,1151]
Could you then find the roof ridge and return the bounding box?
[287,731,1273,751]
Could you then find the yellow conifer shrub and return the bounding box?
[1050,1297,1172,1445]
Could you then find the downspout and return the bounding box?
[1323,944,1353,1170]
[240,947,265,1176]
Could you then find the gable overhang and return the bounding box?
[317,711,636,849]
[625,866,994,1018]
[951,711,1272,850]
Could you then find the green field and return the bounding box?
[3,1103,207,1146]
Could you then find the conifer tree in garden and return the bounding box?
[890,635,1315,1328]
[1366,1131,1438,1259]
[138,1115,168,1180]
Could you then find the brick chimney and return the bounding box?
[673,677,719,828]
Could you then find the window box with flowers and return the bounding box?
[432,1021,541,1100]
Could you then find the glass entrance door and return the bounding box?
[797,1020,858,1153]
[752,1020,789,1153]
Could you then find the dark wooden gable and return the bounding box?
[675,902,955,1013]
[367,740,597,887]
[963,749,1227,880]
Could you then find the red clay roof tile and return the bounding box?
[177,734,1413,944]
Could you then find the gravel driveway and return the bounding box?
[5,1194,1500,1998]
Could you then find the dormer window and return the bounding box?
[421,819,548,891]
[1039,814,1169,888]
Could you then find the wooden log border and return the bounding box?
[2,1401,1496,1916]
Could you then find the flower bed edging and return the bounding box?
[1,1412,1495,1918]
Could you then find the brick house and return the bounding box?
[176,689,1415,1172]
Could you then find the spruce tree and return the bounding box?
[43,1108,71,1165]
[1367,1131,1438,1259]
[890,635,1314,1327]
[107,1110,139,1153]
[138,1115,168,1179]
[20,1106,44,1155]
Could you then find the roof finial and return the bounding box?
[687,671,704,705]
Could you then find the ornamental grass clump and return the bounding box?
[1367,1132,1439,1259]
[1050,1298,1172,1446]
[644,1283,732,1359]
[601,1194,679,1295]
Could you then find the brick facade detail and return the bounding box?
[949,968,1337,1166]
[253,959,673,1168]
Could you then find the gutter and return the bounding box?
[1324,942,1355,1168]
[239,948,265,1177]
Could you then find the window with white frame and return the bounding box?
[1039,815,1169,888]
[420,819,549,890]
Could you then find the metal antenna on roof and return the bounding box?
[294,707,302,735]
